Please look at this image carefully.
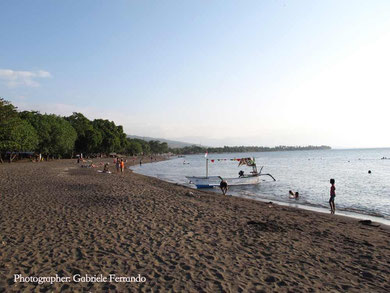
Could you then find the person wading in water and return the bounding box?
[329,178,336,214]
[220,179,228,195]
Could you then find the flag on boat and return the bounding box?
[204,151,208,158]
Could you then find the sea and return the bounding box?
[131,148,390,224]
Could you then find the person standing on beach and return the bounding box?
[329,179,336,214]
[120,159,125,173]
[116,158,120,173]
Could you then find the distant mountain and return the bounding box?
[127,135,200,148]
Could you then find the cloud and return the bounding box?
[0,69,52,88]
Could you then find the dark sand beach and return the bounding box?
[1,158,390,292]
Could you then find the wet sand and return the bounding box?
[1,158,390,292]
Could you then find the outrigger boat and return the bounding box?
[186,157,276,189]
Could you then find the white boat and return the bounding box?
[186,157,275,189]
[185,176,223,188]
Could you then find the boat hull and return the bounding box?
[186,175,260,188]
[224,175,261,186]
[186,176,221,188]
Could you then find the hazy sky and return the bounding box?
[1,0,390,148]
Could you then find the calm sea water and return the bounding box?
[131,149,390,220]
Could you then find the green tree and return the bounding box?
[0,99,38,162]
[116,125,128,153]
[125,139,142,155]
[50,116,77,157]
[92,119,127,154]
[84,128,103,154]
[21,111,77,158]
[131,138,150,155]
[9,119,39,152]
[159,142,168,153]
[149,140,169,154]
[66,112,93,154]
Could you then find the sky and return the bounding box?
[1,0,390,148]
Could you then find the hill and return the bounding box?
[127,135,199,149]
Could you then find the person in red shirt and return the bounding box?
[329,178,336,214]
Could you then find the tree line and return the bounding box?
[0,98,168,162]
[169,144,331,155]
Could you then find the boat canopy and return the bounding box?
[238,157,256,167]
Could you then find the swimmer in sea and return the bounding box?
[289,190,299,199]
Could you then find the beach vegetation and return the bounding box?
[149,140,169,154]
[169,144,331,155]
[0,98,39,162]
[66,112,95,154]
[20,111,77,159]
[125,139,143,156]
[134,139,151,155]
[92,119,124,154]
[84,128,104,154]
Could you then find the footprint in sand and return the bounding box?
[180,263,191,270]
[264,275,277,283]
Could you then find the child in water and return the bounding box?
[329,179,336,214]
[289,190,299,199]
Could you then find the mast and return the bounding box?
[206,158,209,177]
[252,157,258,174]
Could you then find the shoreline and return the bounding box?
[130,164,390,227]
[1,158,390,291]
[240,195,390,227]
[133,171,390,227]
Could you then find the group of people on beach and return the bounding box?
[115,158,126,173]
[100,157,126,174]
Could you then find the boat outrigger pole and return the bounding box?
[258,166,276,181]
